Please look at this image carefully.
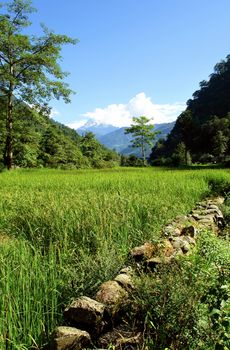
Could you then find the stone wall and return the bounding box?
[51,196,225,350]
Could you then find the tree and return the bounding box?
[0,0,77,169]
[125,116,159,165]
[171,142,192,166]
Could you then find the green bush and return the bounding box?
[132,232,230,350]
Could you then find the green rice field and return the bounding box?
[0,167,229,349]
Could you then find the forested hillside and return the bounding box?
[150,54,230,165]
[97,122,175,156]
[0,98,119,169]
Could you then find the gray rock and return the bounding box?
[114,273,134,290]
[170,236,193,253]
[198,218,214,224]
[193,214,214,222]
[51,326,91,350]
[64,296,106,334]
[207,204,220,210]
[181,241,190,253]
[130,242,155,261]
[208,197,224,205]
[195,204,207,210]
[146,256,171,269]
[119,266,133,274]
[95,280,128,306]
[183,236,196,245]
[203,208,223,217]
[170,237,185,249]
[196,201,208,208]
[164,225,181,237]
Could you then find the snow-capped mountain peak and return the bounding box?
[77,119,119,137]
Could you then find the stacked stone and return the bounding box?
[51,197,224,350]
[52,266,136,350]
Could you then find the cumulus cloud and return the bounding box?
[68,93,186,128]
[67,119,88,129]
[50,108,60,118]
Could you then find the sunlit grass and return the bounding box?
[0,167,229,348]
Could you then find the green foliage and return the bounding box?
[0,167,229,348]
[171,142,192,166]
[151,54,230,165]
[79,131,120,168]
[125,116,159,164]
[0,96,119,169]
[0,239,64,349]
[0,0,77,169]
[120,154,144,167]
[133,233,230,349]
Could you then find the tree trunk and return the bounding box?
[141,135,146,166]
[142,146,146,166]
[5,87,13,170]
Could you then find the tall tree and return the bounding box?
[125,116,159,165]
[0,0,77,169]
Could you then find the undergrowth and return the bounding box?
[132,232,230,350]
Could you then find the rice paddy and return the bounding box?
[0,167,229,349]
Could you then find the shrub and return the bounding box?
[132,232,230,349]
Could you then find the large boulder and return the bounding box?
[64,296,106,335]
[95,280,128,306]
[95,280,129,321]
[51,326,91,350]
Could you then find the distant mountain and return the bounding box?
[97,122,176,156]
[97,127,132,153]
[77,119,118,137]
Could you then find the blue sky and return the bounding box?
[28,0,230,127]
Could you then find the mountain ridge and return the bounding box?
[77,121,175,156]
[77,119,119,136]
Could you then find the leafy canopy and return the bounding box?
[0,0,77,105]
[125,116,159,163]
[0,0,77,169]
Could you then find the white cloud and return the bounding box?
[68,93,186,128]
[66,119,88,129]
[50,108,60,118]
[83,103,131,127]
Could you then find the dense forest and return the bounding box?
[150,54,230,166]
[0,98,120,169]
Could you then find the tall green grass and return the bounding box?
[0,167,229,348]
[0,240,62,349]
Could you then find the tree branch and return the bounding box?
[0,53,10,64]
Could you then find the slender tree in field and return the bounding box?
[0,0,77,169]
[125,116,159,165]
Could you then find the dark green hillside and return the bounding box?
[0,99,119,168]
[150,55,230,164]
